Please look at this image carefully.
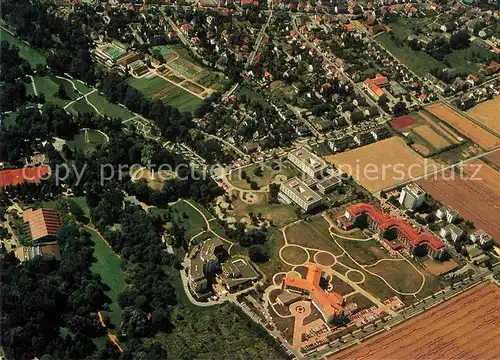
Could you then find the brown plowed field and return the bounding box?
[484,149,500,168]
[326,137,437,192]
[417,160,500,243]
[413,124,451,149]
[466,96,500,134]
[330,282,500,360]
[425,103,500,150]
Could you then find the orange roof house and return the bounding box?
[0,166,50,188]
[372,73,389,87]
[23,208,61,242]
[363,78,385,99]
[282,265,344,322]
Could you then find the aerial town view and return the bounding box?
[0,0,499,359]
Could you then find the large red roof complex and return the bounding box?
[23,208,61,242]
[283,265,344,319]
[0,166,50,188]
[343,203,445,251]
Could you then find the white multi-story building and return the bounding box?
[279,177,322,212]
[398,183,426,210]
[439,224,464,242]
[288,148,328,179]
[470,230,493,248]
[436,206,460,223]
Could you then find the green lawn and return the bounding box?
[85,91,135,121]
[376,33,444,76]
[85,228,127,331]
[1,28,46,67]
[67,129,108,152]
[443,43,496,74]
[33,76,77,107]
[67,98,97,116]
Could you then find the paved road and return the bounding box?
[245,12,273,69]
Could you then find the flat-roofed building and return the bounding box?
[219,258,259,291]
[316,175,342,194]
[188,258,206,290]
[199,238,224,261]
[439,223,464,242]
[399,183,426,210]
[14,244,61,262]
[279,177,322,212]
[288,148,328,179]
[470,230,493,248]
[436,206,460,223]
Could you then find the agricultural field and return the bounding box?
[127,75,204,113]
[326,137,438,192]
[484,149,500,168]
[425,103,500,151]
[466,96,500,135]
[330,282,500,360]
[417,159,500,242]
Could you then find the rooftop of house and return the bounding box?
[23,208,61,242]
[364,78,384,97]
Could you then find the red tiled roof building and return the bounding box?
[337,203,446,259]
[23,208,61,242]
[282,265,344,322]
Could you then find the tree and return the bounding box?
[56,84,67,99]
[249,181,259,190]
[248,245,269,263]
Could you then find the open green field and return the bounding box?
[67,98,97,116]
[286,216,344,256]
[1,28,46,67]
[443,43,495,74]
[32,76,79,107]
[67,129,108,152]
[85,228,127,331]
[127,75,203,112]
[335,238,390,265]
[366,260,425,294]
[376,33,444,76]
[86,91,135,120]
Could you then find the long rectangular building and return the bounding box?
[279,177,322,212]
[288,148,328,179]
